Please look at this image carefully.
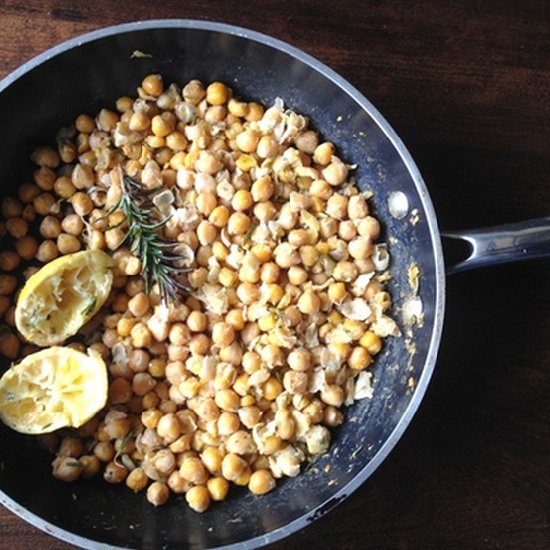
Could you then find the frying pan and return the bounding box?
[0,19,542,550]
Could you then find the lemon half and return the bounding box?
[0,347,108,434]
[15,250,113,346]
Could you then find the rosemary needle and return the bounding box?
[108,174,190,306]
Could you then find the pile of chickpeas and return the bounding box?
[0,74,393,512]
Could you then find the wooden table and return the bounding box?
[1,0,549,548]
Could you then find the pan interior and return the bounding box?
[0,21,444,550]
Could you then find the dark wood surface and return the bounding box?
[1,0,549,548]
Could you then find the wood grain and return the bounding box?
[0,0,549,548]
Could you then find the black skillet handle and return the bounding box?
[442,216,550,275]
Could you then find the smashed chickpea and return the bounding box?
[0,75,398,512]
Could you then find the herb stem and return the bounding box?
[110,174,190,306]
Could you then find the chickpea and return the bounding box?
[333,260,359,282]
[217,411,240,436]
[241,351,260,375]
[274,247,300,269]
[276,409,296,440]
[286,266,307,286]
[236,282,260,305]
[71,192,94,216]
[313,142,335,166]
[189,334,211,355]
[208,205,229,228]
[254,201,277,222]
[0,296,10,316]
[71,164,95,189]
[338,220,357,241]
[207,477,230,501]
[132,372,157,396]
[179,456,209,484]
[259,262,279,284]
[225,308,245,331]
[156,412,182,443]
[32,167,55,192]
[227,212,251,235]
[96,109,119,132]
[2,197,23,218]
[321,385,345,407]
[79,455,101,479]
[206,82,229,105]
[142,74,164,97]
[221,453,247,481]
[348,236,373,260]
[214,388,240,412]
[151,112,176,137]
[5,217,27,239]
[93,441,115,462]
[109,378,132,404]
[283,371,309,394]
[326,195,348,220]
[146,481,170,506]
[219,341,243,366]
[32,146,60,169]
[36,240,59,263]
[0,332,20,360]
[248,469,276,495]
[262,377,283,400]
[256,134,278,158]
[126,467,149,493]
[3,306,15,327]
[130,322,153,348]
[20,202,34,222]
[235,129,259,153]
[74,113,94,133]
[201,446,223,474]
[0,251,20,272]
[61,214,84,236]
[196,220,217,245]
[51,177,75,201]
[182,79,205,105]
[235,405,260,429]
[287,348,312,372]
[322,156,349,185]
[187,310,208,332]
[210,322,235,347]
[32,193,56,216]
[297,289,321,314]
[186,485,211,513]
[360,331,382,354]
[357,216,381,239]
[260,344,284,366]
[57,233,81,254]
[299,245,319,267]
[52,456,82,482]
[0,273,17,296]
[88,229,105,250]
[18,183,41,203]
[347,194,369,218]
[288,229,310,248]
[348,346,373,370]
[231,189,254,212]
[324,406,344,427]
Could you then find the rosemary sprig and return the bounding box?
[108,174,190,306]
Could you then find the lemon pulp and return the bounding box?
[0,347,108,434]
[15,249,113,346]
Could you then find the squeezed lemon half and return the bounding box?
[0,347,108,434]
[15,249,113,346]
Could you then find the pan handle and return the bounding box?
[442,216,550,275]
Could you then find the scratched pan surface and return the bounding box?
[0,20,445,550]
